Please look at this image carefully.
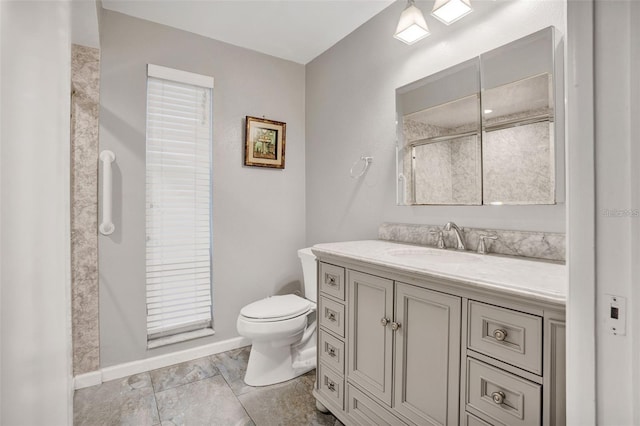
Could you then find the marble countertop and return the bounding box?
[312,240,567,305]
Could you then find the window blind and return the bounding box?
[145,64,214,341]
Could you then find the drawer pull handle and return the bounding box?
[327,311,336,322]
[328,347,337,357]
[391,321,401,331]
[327,381,336,392]
[381,317,389,326]
[491,391,506,405]
[493,329,508,341]
[326,275,337,286]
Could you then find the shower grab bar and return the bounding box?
[99,150,116,235]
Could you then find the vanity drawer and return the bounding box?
[347,384,407,426]
[318,362,344,410]
[319,329,345,373]
[466,358,541,426]
[463,412,492,426]
[468,300,542,374]
[319,262,346,300]
[319,296,346,337]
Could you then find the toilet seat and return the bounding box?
[240,294,313,322]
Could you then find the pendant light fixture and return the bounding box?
[431,0,473,25]
[394,0,430,45]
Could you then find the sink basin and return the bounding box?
[386,247,482,264]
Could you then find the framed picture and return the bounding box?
[244,116,286,169]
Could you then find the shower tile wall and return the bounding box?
[483,121,554,204]
[71,44,101,375]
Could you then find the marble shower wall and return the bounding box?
[483,121,554,204]
[379,222,565,262]
[402,117,482,205]
[412,136,481,205]
[71,44,100,375]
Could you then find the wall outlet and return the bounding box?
[606,294,627,336]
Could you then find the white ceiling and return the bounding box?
[71,0,101,48]
[100,0,395,64]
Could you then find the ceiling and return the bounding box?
[100,0,396,64]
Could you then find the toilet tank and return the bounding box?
[297,247,317,303]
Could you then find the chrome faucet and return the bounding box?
[429,228,445,249]
[477,233,498,254]
[444,222,466,250]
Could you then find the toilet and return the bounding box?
[236,247,317,386]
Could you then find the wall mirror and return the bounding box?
[396,27,563,206]
[396,59,481,205]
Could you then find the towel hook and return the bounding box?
[350,156,373,179]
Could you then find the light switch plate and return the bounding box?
[606,294,626,336]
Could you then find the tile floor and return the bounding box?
[74,346,343,426]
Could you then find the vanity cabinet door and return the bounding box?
[347,270,394,406]
[393,283,461,426]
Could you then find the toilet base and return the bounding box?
[316,399,329,413]
[243,327,317,387]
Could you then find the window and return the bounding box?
[145,64,214,343]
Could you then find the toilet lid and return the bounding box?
[240,294,312,320]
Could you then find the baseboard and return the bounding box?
[73,370,102,389]
[73,336,251,390]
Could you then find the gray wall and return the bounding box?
[631,2,640,421]
[99,10,306,366]
[305,0,566,245]
[594,1,638,423]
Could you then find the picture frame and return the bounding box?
[244,116,286,169]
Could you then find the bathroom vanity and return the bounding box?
[311,240,566,426]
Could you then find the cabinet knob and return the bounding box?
[326,275,337,286]
[328,347,336,357]
[493,329,507,341]
[327,381,336,392]
[491,391,506,405]
[380,317,389,326]
[326,309,337,322]
[391,322,401,331]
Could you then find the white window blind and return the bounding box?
[145,64,214,341]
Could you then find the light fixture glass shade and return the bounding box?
[394,1,430,45]
[431,0,472,25]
